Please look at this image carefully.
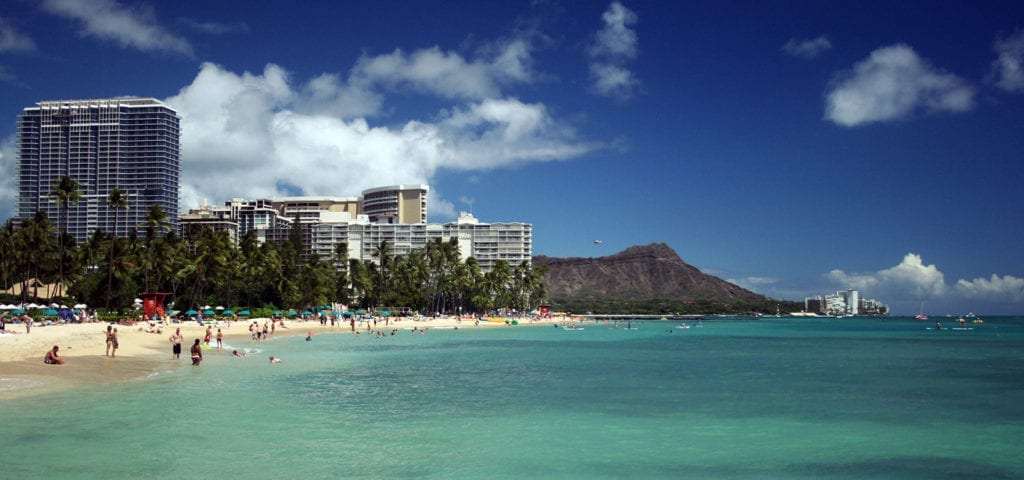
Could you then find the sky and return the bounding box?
[1,0,1023,315]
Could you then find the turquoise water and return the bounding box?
[2,317,1023,479]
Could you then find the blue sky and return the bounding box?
[1,0,1023,315]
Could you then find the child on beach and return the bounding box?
[44,345,65,365]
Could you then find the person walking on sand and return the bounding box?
[105,325,114,356]
[109,328,119,358]
[191,339,203,365]
[44,345,65,365]
[169,327,184,359]
[23,314,32,333]
[204,325,212,345]
[216,329,224,349]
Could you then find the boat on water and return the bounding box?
[914,302,928,321]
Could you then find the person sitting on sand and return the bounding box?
[44,345,65,365]
[269,356,281,364]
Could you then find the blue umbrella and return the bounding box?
[203,309,215,316]
[342,311,353,318]
[12,308,26,315]
[238,310,250,316]
[222,309,235,315]
[43,309,59,316]
[302,310,313,316]
[380,310,390,317]
[185,309,198,315]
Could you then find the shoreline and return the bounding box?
[0,315,562,399]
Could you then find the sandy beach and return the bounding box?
[0,315,558,399]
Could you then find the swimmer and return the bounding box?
[232,350,247,357]
[269,356,281,364]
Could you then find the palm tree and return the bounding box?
[51,175,81,298]
[105,187,128,311]
[140,204,172,242]
[0,220,16,292]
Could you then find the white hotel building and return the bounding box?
[180,185,532,272]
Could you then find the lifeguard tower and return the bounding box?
[140,292,170,320]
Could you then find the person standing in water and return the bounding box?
[191,339,203,365]
[169,327,184,359]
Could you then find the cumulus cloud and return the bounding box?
[165,62,595,216]
[350,38,536,100]
[781,36,831,59]
[955,275,1024,301]
[824,44,975,127]
[588,2,640,99]
[0,17,37,53]
[990,30,1024,92]
[827,253,1024,305]
[41,0,193,56]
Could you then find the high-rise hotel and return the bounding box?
[17,97,181,243]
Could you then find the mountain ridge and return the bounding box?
[533,243,767,304]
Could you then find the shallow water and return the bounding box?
[2,317,1022,479]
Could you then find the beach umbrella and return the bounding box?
[215,306,224,311]
[167,309,180,315]
[355,309,367,315]
[185,309,198,315]
[12,308,26,315]
[343,311,353,318]
[380,310,390,317]
[272,310,282,315]
[302,310,313,316]
[222,309,235,316]
[74,304,87,309]
[285,310,297,317]
[43,309,58,316]
[203,309,215,316]
[239,310,250,316]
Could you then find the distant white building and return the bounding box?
[180,187,531,273]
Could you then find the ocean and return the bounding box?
[2,317,1023,479]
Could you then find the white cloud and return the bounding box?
[990,30,1024,92]
[590,2,638,59]
[824,44,975,127]
[588,2,640,100]
[350,38,536,101]
[177,18,249,35]
[955,275,1024,301]
[164,62,596,217]
[826,253,1024,306]
[41,0,193,56]
[781,36,831,59]
[0,17,37,53]
[828,253,947,298]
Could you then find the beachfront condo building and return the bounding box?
[181,191,531,273]
[16,97,181,243]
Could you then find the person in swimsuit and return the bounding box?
[191,339,203,365]
[105,325,113,356]
[44,345,65,365]
[216,329,223,349]
[110,328,119,358]
[169,328,184,359]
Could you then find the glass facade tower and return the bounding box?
[16,97,181,243]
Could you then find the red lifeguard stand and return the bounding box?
[141,292,170,320]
